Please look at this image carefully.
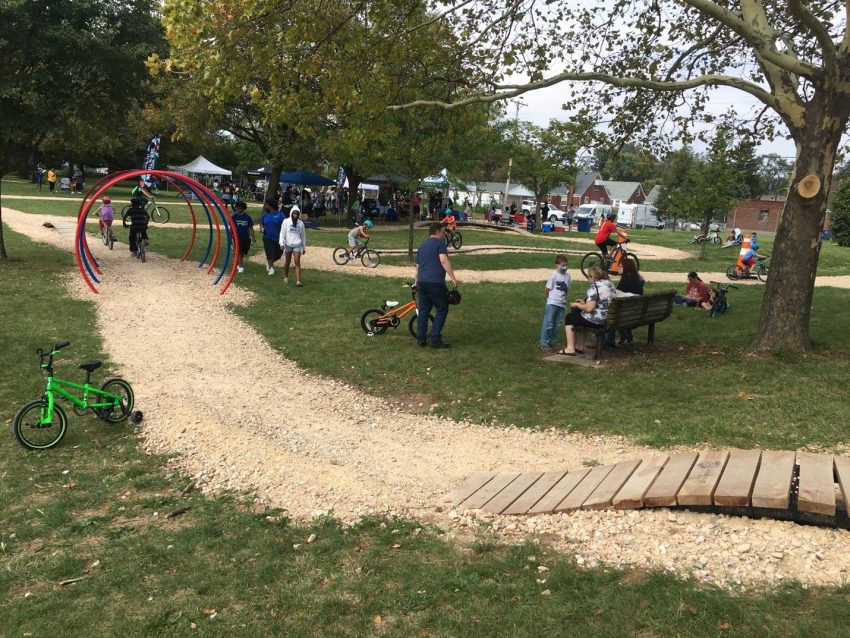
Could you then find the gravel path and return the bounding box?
[4,206,850,591]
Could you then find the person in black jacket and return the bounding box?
[122,197,149,256]
[609,258,645,345]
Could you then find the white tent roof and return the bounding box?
[169,155,231,176]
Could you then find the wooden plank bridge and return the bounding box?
[447,450,850,529]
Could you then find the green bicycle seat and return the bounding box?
[78,361,102,373]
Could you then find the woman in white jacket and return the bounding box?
[279,205,307,286]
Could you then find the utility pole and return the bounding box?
[502,98,525,217]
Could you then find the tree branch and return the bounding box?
[390,70,780,113]
[408,0,477,33]
[682,0,819,77]
[788,0,837,68]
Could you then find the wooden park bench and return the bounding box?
[575,289,677,359]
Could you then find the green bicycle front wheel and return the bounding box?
[96,378,134,423]
[13,400,68,450]
[757,265,768,283]
[150,205,170,223]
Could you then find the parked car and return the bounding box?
[543,204,567,223]
[520,199,535,214]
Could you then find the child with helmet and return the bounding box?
[594,211,628,255]
[347,218,373,257]
[95,196,115,237]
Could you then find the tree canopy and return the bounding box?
[0,0,165,257]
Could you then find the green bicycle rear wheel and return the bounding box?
[13,400,68,450]
[96,378,134,423]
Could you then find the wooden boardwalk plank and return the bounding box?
[482,473,544,514]
[583,459,642,510]
[613,455,669,509]
[557,464,615,512]
[644,452,699,508]
[714,450,762,507]
[528,469,589,515]
[677,450,730,506]
[502,471,567,515]
[446,471,496,506]
[460,473,520,510]
[797,452,836,516]
[835,456,850,513]
[751,450,796,509]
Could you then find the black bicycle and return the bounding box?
[708,281,737,318]
[333,239,380,268]
[445,229,463,250]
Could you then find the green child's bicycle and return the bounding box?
[12,341,142,450]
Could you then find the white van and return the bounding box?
[575,203,612,221]
[616,204,664,230]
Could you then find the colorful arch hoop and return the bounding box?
[73,170,239,296]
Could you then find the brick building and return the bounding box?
[726,198,785,232]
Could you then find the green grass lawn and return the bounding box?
[4,225,850,636]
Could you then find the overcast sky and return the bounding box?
[517,82,801,161]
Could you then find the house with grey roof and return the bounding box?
[601,181,646,207]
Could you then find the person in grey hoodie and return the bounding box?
[279,205,307,286]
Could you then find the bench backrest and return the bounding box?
[605,290,676,330]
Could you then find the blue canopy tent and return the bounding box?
[278,170,337,226]
[279,169,336,186]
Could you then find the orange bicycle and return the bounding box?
[580,236,640,277]
[360,284,433,338]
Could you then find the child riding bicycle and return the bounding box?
[122,197,150,256]
[95,197,114,237]
[594,211,628,255]
[738,245,769,276]
[347,218,373,257]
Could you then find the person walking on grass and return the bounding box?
[279,205,307,286]
[231,201,254,274]
[259,199,284,275]
[414,222,459,349]
[539,255,571,352]
[47,168,57,193]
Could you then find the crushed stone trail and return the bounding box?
[4,206,850,591]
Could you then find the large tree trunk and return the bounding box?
[753,94,848,352]
[265,165,282,203]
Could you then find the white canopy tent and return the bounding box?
[169,155,232,177]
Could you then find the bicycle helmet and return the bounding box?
[102,197,111,204]
[364,219,374,228]
[606,211,617,220]
[446,288,462,305]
